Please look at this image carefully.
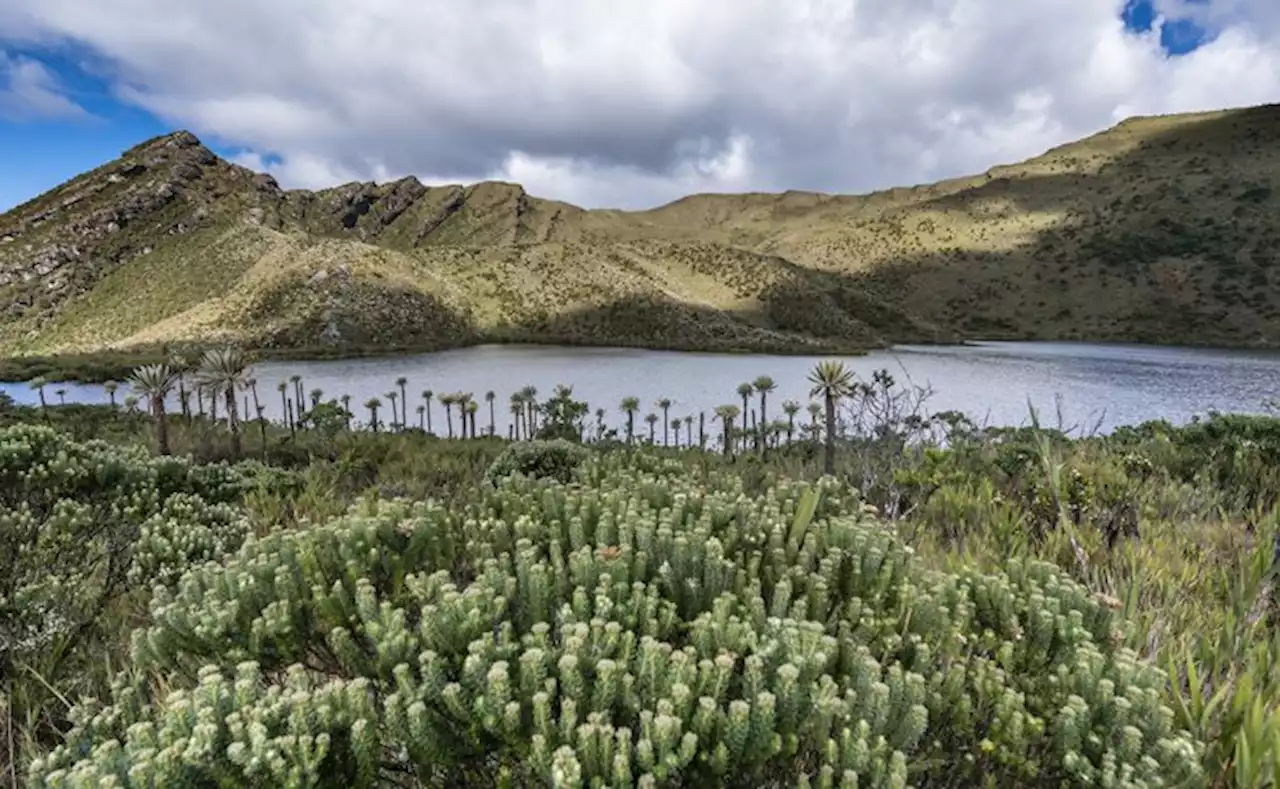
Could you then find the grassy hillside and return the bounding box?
[2,102,1278,360]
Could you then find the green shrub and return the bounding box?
[29,463,1203,788]
[0,425,251,656]
[485,439,591,485]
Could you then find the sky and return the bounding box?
[0,0,1277,212]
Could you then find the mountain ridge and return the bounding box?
[3,101,1279,359]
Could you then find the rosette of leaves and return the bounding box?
[29,461,1203,788]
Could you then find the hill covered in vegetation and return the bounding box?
[2,102,1278,359]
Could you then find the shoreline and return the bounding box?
[0,334,884,384]
[4,331,1279,385]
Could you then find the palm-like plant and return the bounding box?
[416,403,426,431]
[808,360,856,475]
[340,394,353,430]
[620,397,640,445]
[441,393,456,439]
[594,408,606,442]
[754,376,776,453]
[520,386,539,435]
[246,377,261,418]
[277,382,290,431]
[129,363,179,455]
[170,354,190,418]
[645,413,658,444]
[465,398,479,439]
[104,380,119,409]
[685,416,694,448]
[421,390,434,435]
[309,388,323,409]
[290,375,304,415]
[207,381,219,422]
[714,405,740,457]
[365,397,382,432]
[385,391,400,432]
[30,376,47,410]
[451,393,470,439]
[657,398,673,446]
[55,388,66,406]
[782,400,801,443]
[485,391,496,436]
[396,377,408,425]
[510,401,524,441]
[197,347,251,458]
[123,394,139,414]
[735,382,754,450]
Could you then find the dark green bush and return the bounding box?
[485,439,591,485]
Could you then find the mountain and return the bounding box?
[2,102,1278,359]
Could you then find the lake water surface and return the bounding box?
[4,342,1279,434]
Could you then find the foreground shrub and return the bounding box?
[29,460,1202,788]
[0,425,252,659]
[485,439,591,485]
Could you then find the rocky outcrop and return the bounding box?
[0,131,280,333]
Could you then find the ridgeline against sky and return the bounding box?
[1,0,1277,212]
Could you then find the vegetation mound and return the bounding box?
[28,457,1199,787]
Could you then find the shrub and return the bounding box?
[485,439,591,486]
[29,463,1203,788]
[0,425,252,657]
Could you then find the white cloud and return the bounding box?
[0,51,87,121]
[1,0,1278,207]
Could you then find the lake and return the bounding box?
[4,341,1279,434]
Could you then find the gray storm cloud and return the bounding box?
[1,0,1278,207]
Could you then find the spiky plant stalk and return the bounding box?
[754,376,776,455]
[736,382,753,451]
[442,395,455,439]
[128,363,179,455]
[782,400,801,443]
[510,401,523,441]
[621,397,640,445]
[247,377,261,418]
[466,399,478,439]
[386,391,400,432]
[29,376,46,410]
[197,346,251,459]
[278,383,290,431]
[422,390,434,435]
[658,398,672,446]
[521,386,539,436]
[715,404,740,457]
[808,360,855,476]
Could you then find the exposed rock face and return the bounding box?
[0,131,287,331]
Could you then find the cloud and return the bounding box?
[0,51,88,121]
[1,0,1278,207]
